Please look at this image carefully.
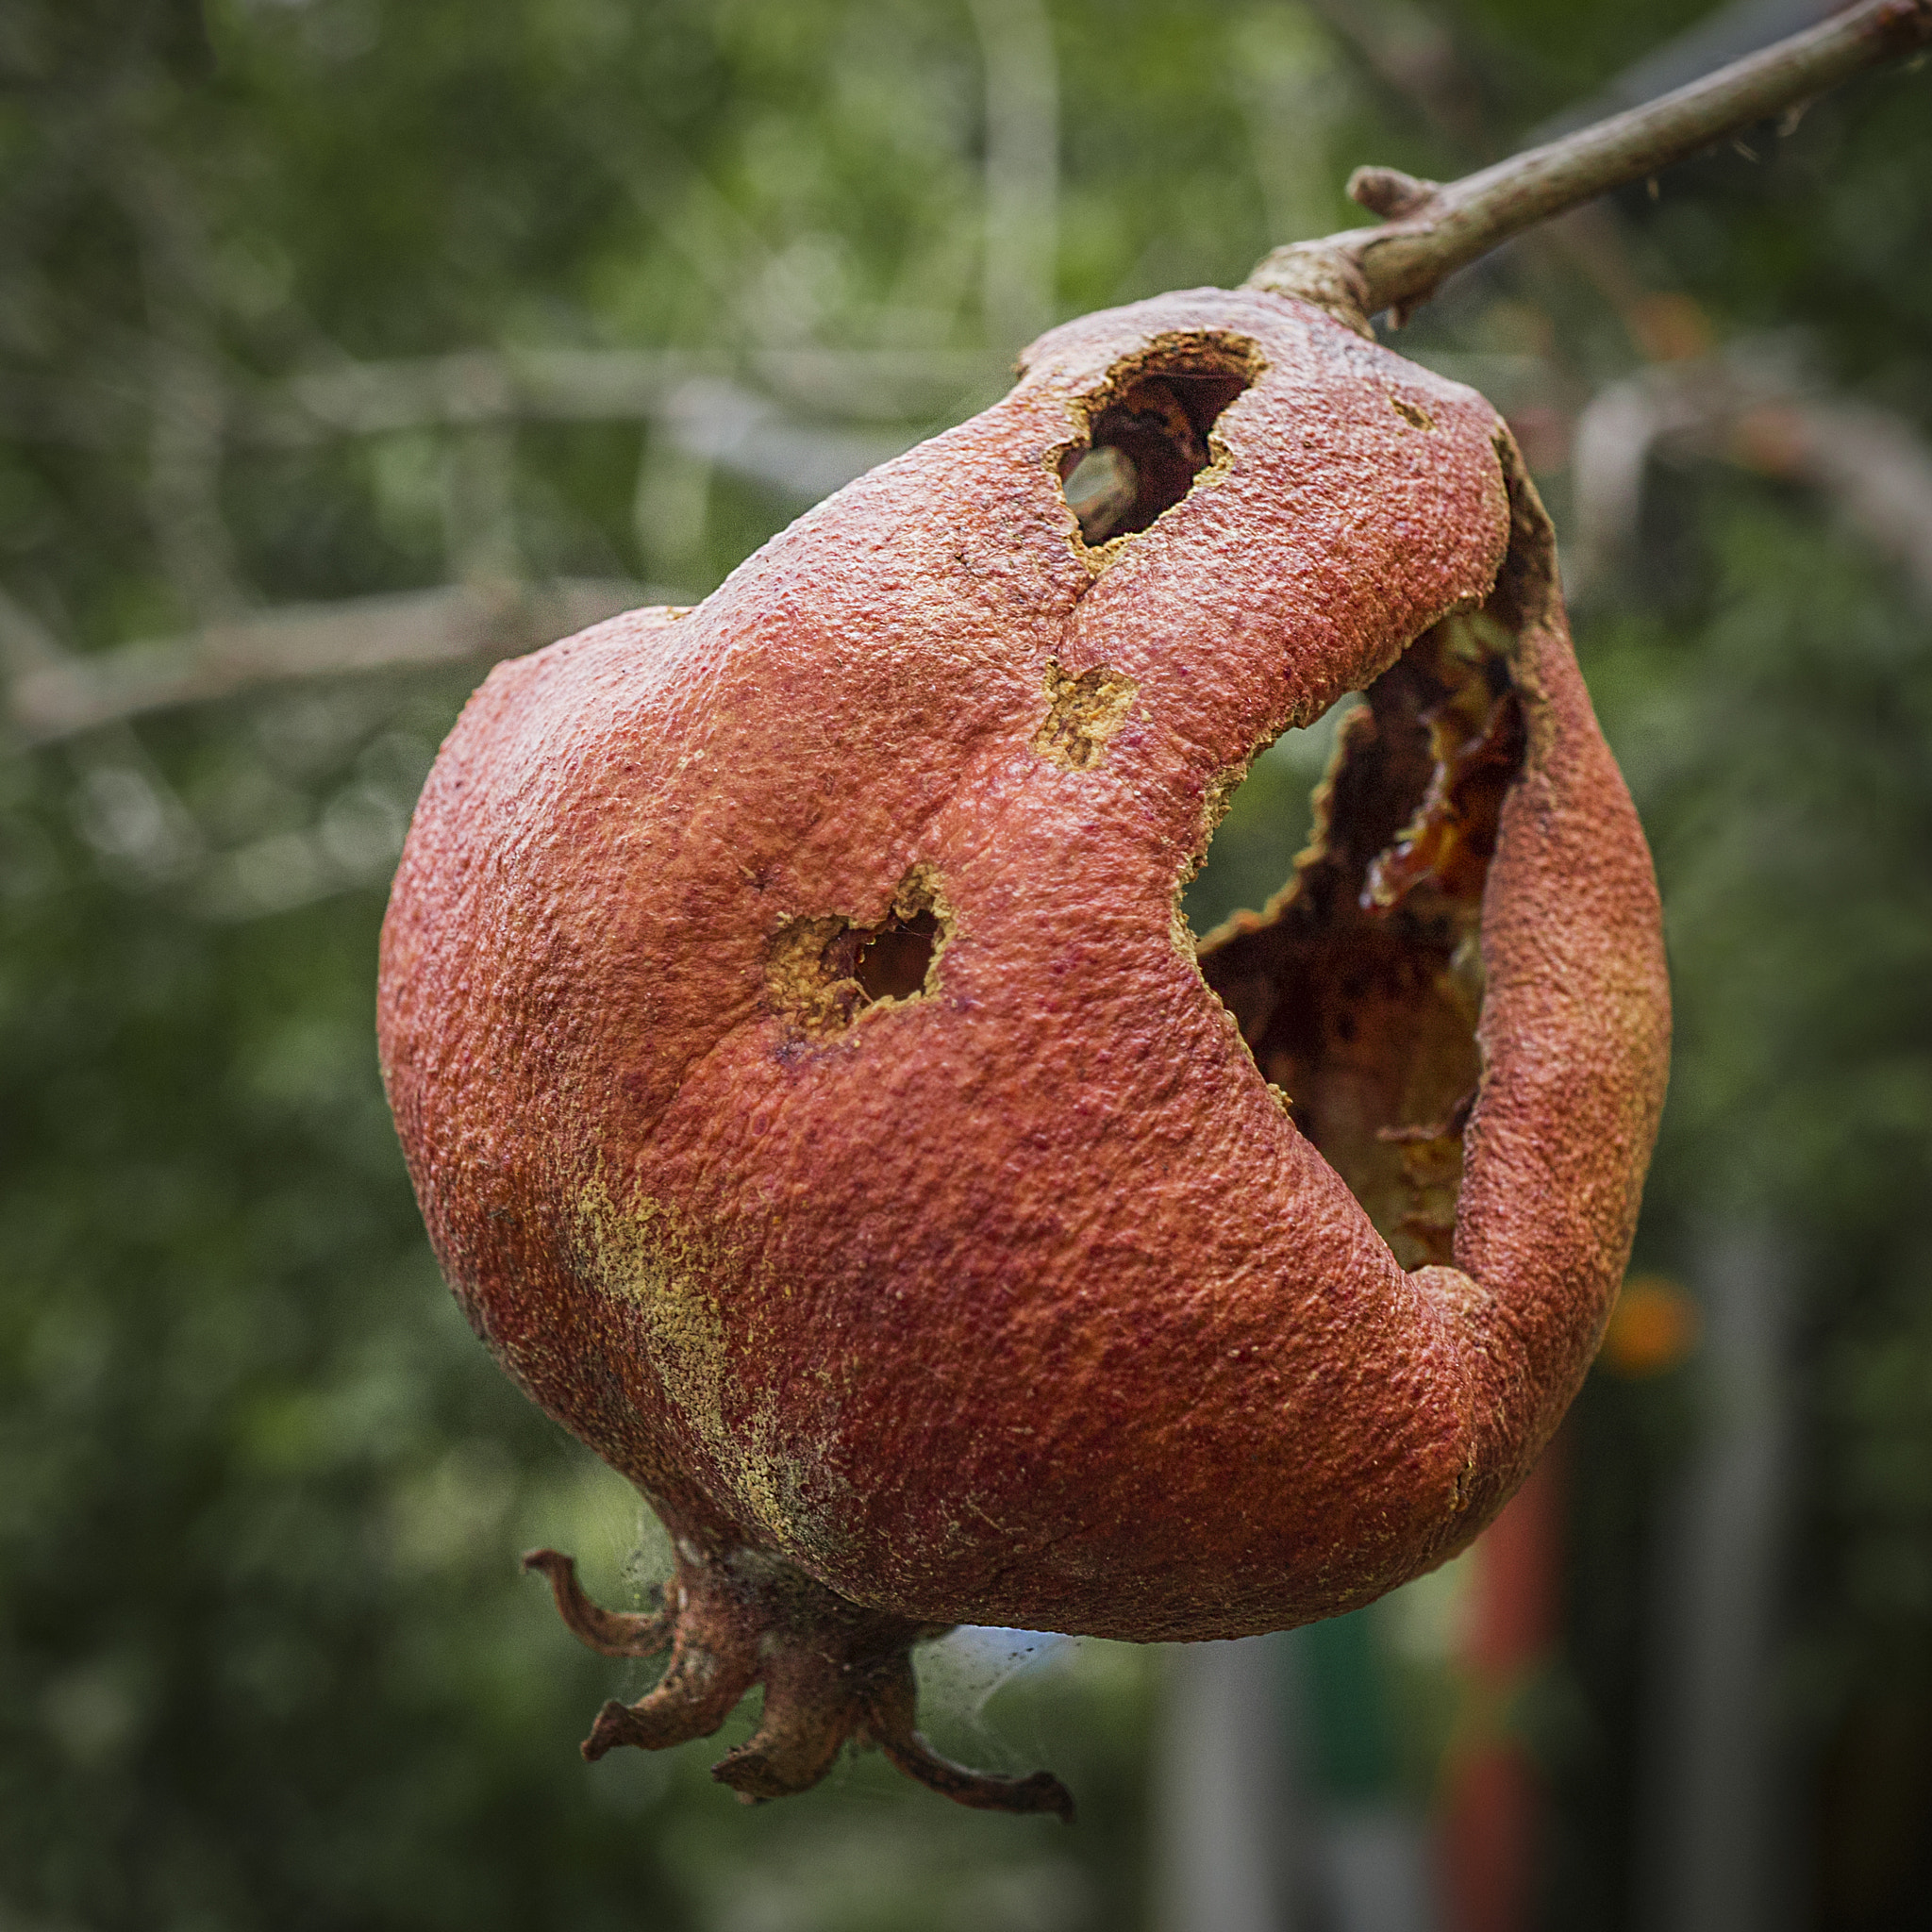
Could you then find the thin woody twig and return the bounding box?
[1249,0,1932,325]
[1300,0,1687,351]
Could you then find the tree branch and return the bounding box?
[1249,0,1932,326]
[1298,0,1675,358]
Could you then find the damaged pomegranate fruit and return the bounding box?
[377,286,1670,1816]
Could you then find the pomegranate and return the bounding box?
[377,287,1670,1816]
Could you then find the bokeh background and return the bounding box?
[3,1,1929,1927]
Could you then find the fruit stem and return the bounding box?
[1248,0,1932,327]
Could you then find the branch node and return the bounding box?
[1242,242,1376,340]
[1348,166,1441,219]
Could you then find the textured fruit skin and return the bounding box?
[378,288,1669,1783]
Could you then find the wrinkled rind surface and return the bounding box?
[378,289,1669,1641]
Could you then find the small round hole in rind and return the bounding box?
[765,869,952,1038]
[1060,347,1257,545]
[852,910,941,1003]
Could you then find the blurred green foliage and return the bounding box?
[2,0,1929,1926]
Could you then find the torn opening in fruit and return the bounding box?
[766,863,954,1037]
[1196,602,1524,1267]
[1058,340,1259,546]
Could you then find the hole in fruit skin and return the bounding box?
[1060,348,1257,546]
[845,910,941,1003]
[1193,598,1526,1269]
[766,866,952,1038]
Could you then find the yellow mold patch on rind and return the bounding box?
[574,1177,729,1458]
[765,914,857,1037]
[1033,659,1138,771]
[572,1179,838,1562]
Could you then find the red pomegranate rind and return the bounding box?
[1432,460,1673,1522]
[377,287,1668,1800]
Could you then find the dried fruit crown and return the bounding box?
[377,287,1670,1813]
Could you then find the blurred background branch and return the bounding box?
[970,0,1061,351]
[6,579,647,745]
[1572,343,1932,607]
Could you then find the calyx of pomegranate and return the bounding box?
[378,290,1670,1816]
